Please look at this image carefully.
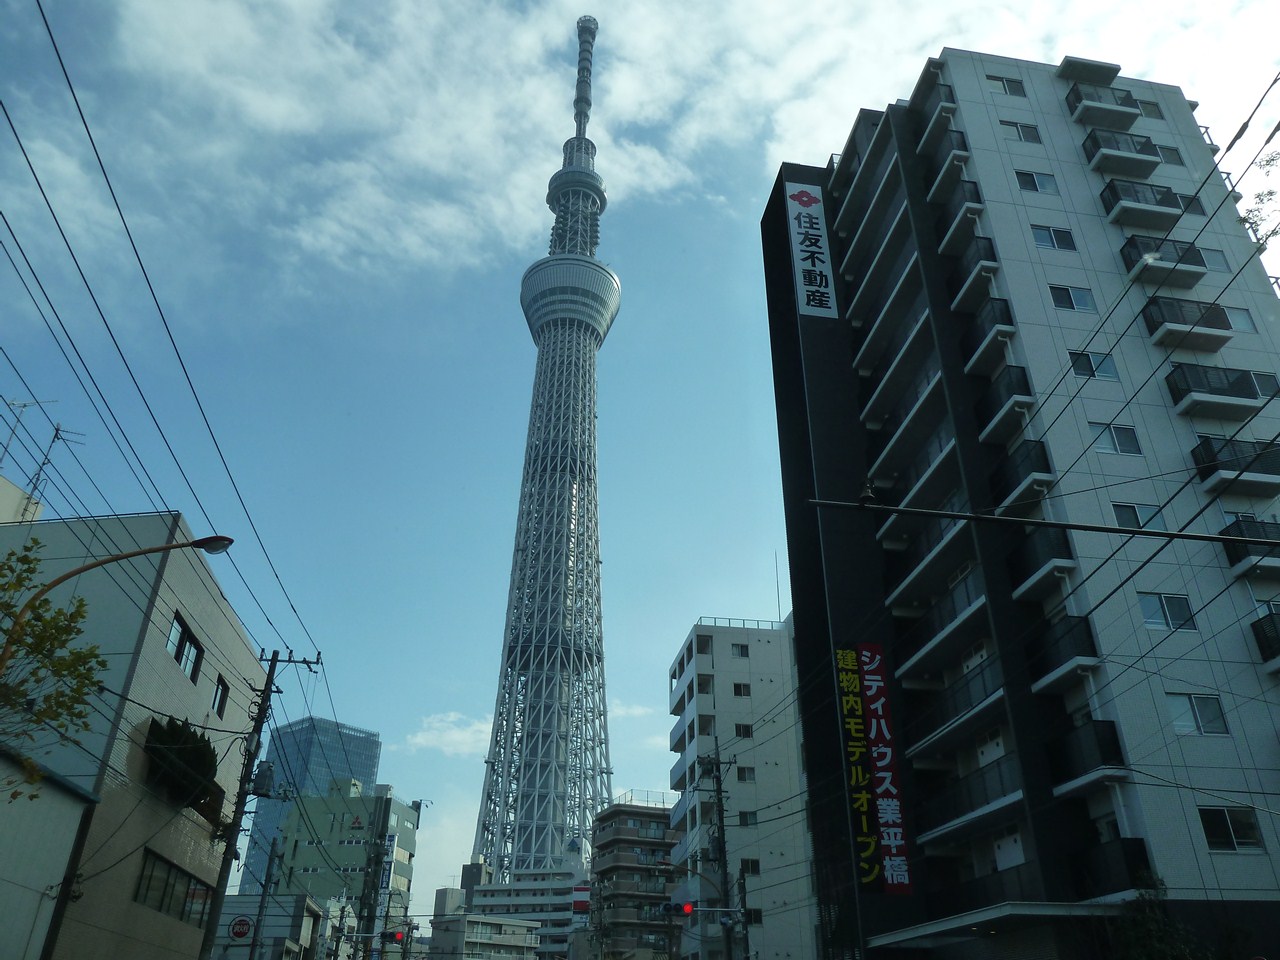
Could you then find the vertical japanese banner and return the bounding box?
[835,645,912,894]
[783,182,839,318]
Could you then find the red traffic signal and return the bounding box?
[680,902,695,916]
[380,930,405,943]
[661,901,697,915]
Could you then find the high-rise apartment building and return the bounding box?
[242,716,381,896]
[473,15,618,885]
[666,619,817,960]
[762,50,1280,958]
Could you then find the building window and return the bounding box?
[1224,307,1257,332]
[1138,592,1196,630]
[741,858,761,875]
[1032,225,1076,251]
[166,614,203,684]
[696,634,712,654]
[1015,170,1058,194]
[1112,503,1163,530]
[731,643,749,658]
[745,908,764,925]
[135,849,213,929]
[1089,422,1142,455]
[1254,371,1280,396]
[211,675,229,719]
[1177,194,1206,215]
[1049,285,1096,311]
[735,723,754,739]
[697,674,713,694]
[1168,693,1229,735]
[1155,144,1184,165]
[1199,807,1263,850]
[739,811,758,827]
[987,75,1026,97]
[1000,120,1041,143]
[1200,248,1230,271]
[1136,99,1165,120]
[1070,351,1117,380]
[737,766,756,782]
[733,683,751,697]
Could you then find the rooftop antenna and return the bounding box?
[0,399,56,470]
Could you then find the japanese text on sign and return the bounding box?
[783,183,839,318]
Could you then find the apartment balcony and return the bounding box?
[1219,518,1280,580]
[974,364,1033,444]
[861,310,930,426]
[917,81,958,154]
[1100,179,1181,229]
[855,276,925,377]
[840,175,908,292]
[894,567,988,673]
[1120,236,1208,288]
[1027,616,1099,692]
[1191,437,1280,495]
[936,180,984,255]
[1166,363,1276,418]
[1082,128,1161,177]
[927,129,971,203]
[916,752,1021,839]
[962,298,1016,376]
[867,367,946,481]
[849,233,918,333]
[875,423,956,516]
[1071,838,1152,900]
[989,439,1053,515]
[885,513,973,608]
[924,859,1044,921]
[1008,526,1075,600]
[834,123,895,236]
[905,655,1005,751]
[949,236,998,312]
[1065,81,1141,130]
[1142,296,1233,352]
[1249,612,1280,673]
[593,850,671,872]
[1047,720,1126,796]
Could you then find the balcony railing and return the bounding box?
[974,364,1032,442]
[916,751,1020,833]
[887,504,968,586]
[1026,615,1096,684]
[884,422,955,501]
[925,859,1043,920]
[870,355,941,458]
[989,439,1052,511]
[936,179,983,251]
[852,228,915,327]
[1166,363,1276,416]
[1142,296,1231,350]
[1072,838,1151,899]
[1008,526,1074,598]
[1100,179,1180,227]
[896,566,986,666]
[949,236,998,311]
[928,129,971,195]
[1066,81,1139,112]
[1120,236,1207,287]
[1219,518,1280,568]
[1048,719,1124,785]
[1251,612,1280,663]
[1081,128,1159,175]
[1191,437,1280,491]
[906,654,1004,746]
[865,291,928,384]
[961,297,1016,374]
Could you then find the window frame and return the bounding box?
[738,811,758,827]
[1155,144,1184,165]
[999,120,1042,143]
[166,613,203,684]
[1199,806,1263,851]
[1224,306,1257,332]
[1168,693,1229,735]
[211,675,230,719]
[1049,285,1096,311]
[1135,99,1165,120]
[1112,502,1164,530]
[986,75,1027,97]
[1070,351,1118,380]
[1032,224,1077,251]
[735,722,754,739]
[730,642,749,658]
[1138,591,1196,630]
[1177,194,1206,215]
[732,682,751,698]
[1089,422,1142,455]
[1200,247,1230,271]
[741,858,762,875]
[737,766,756,782]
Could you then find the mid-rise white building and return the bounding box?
[667,618,817,960]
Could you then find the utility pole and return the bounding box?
[737,863,750,960]
[248,835,281,960]
[707,738,734,960]
[199,650,320,960]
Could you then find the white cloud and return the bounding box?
[610,700,655,719]
[404,712,492,757]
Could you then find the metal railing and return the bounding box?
[1065,81,1138,112]
[989,438,1050,507]
[1082,128,1158,164]
[1141,296,1229,337]
[1100,178,1179,215]
[1166,363,1264,405]
[1120,235,1206,272]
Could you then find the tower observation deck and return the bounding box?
[473,15,618,884]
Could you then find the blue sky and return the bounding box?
[3,0,1278,911]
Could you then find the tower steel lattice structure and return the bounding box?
[473,15,618,884]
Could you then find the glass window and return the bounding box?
[166,613,202,683]
[1113,503,1164,529]
[1138,592,1196,630]
[1136,99,1165,120]
[1032,225,1076,250]
[1199,807,1263,850]
[134,850,212,929]
[1016,170,1058,194]
[731,643,749,658]
[738,811,758,827]
[1156,144,1184,165]
[211,676,229,719]
[1089,422,1141,455]
[1178,194,1206,215]
[737,766,755,782]
[987,75,1026,97]
[1254,371,1280,397]
[1224,307,1256,332]
[1200,248,1230,271]
[735,723,754,739]
[1000,120,1041,143]
[1167,693,1229,735]
[1070,351,1117,379]
[733,682,751,697]
[1050,285,1096,311]
[741,858,761,875]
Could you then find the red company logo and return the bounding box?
[788,189,821,208]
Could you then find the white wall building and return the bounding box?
[667,618,817,960]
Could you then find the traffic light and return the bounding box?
[660,901,697,915]
[380,929,406,944]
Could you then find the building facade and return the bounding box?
[429,886,540,960]
[762,50,1280,957]
[582,791,677,959]
[667,619,818,960]
[0,511,264,960]
[243,715,382,897]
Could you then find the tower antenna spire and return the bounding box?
[573,16,598,139]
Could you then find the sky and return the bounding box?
[3,0,1280,919]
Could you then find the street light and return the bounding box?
[0,534,234,674]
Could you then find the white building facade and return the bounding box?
[667,618,817,960]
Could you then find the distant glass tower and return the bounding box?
[473,15,618,883]
[242,716,381,895]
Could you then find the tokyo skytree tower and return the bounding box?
[473,15,618,883]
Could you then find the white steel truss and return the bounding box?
[473,16,619,884]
